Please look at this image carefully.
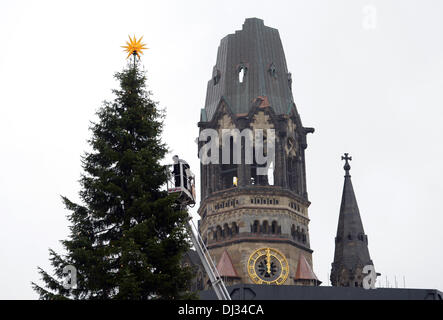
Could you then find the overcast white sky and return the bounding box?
[1,0,442,299]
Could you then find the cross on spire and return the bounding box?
[341,153,352,176]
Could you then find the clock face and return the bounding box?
[247,247,289,285]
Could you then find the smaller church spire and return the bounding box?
[331,153,374,287]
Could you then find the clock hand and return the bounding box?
[266,248,271,274]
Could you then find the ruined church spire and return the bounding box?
[330,154,374,287]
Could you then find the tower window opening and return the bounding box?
[213,69,221,85]
[263,221,269,234]
[301,228,306,243]
[231,222,238,235]
[252,220,260,233]
[250,150,269,186]
[267,160,274,185]
[238,66,246,83]
[216,226,222,241]
[271,221,278,234]
[268,63,277,78]
[223,223,231,238]
[221,136,237,189]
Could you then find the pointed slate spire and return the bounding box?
[330,154,374,287]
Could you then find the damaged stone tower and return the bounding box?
[197,18,320,287]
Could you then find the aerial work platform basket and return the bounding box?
[166,156,196,207]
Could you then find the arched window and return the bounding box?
[216,225,222,240]
[291,224,296,239]
[223,223,231,238]
[221,136,237,189]
[252,220,260,233]
[238,65,247,83]
[271,221,278,234]
[231,222,238,235]
[262,221,269,234]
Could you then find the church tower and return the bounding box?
[330,154,375,287]
[197,18,319,287]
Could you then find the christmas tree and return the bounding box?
[32,38,195,299]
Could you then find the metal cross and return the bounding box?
[341,153,352,175]
[341,153,352,163]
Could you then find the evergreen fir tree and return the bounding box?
[32,60,195,299]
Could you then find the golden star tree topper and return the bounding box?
[121,35,148,60]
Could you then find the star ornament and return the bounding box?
[121,35,148,60]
